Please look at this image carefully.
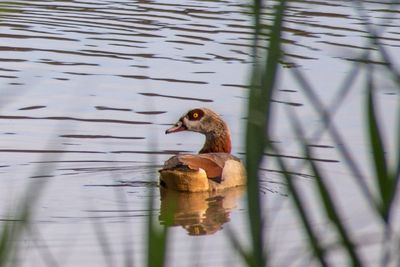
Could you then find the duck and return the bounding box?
[159,108,246,192]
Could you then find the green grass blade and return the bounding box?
[91,219,115,267]
[290,67,380,214]
[147,227,169,267]
[366,67,391,221]
[146,189,170,267]
[0,179,51,266]
[0,223,12,265]
[383,106,400,237]
[270,143,329,267]
[246,1,287,266]
[354,1,400,88]
[288,109,363,266]
[390,104,400,214]
[309,149,363,267]
[226,227,254,267]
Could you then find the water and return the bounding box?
[1,0,400,266]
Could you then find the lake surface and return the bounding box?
[1,0,399,266]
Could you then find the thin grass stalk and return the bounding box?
[355,1,400,224]
[380,226,393,267]
[288,108,363,266]
[366,62,399,266]
[251,0,262,54]
[307,53,367,142]
[290,67,379,213]
[91,218,115,267]
[146,188,169,267]
[357,2,400,215]
[110,182,135,267]
[269,143,329,267]
[397,236,400,267]
[0,118,72,266]
[144,114,171,267]
[226,227,253,267]
[0,224,12,266]
[354,0,400,87]
[246,1,287,266]
[146,168,178,267]
[292,117,362,266]
[366,64,392,222]
[0,175,51,267]
[26,225,59,267]
[308,150,363,267]
[393,102,400,202]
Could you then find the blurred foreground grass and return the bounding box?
[240,0,400,266]
[1,1,400,267]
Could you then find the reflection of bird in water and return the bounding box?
[184,196,229,236]
[159,108,246,192]
[159,186,244,235]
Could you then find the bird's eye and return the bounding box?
[188,109,204,120]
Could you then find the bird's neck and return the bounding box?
[199,127,231,154]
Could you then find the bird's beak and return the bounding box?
[165,120,187,134]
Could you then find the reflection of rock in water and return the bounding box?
[159,186,244,236]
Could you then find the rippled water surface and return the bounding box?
[1,0,400,266]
